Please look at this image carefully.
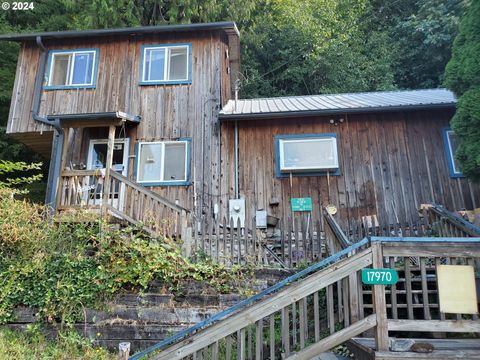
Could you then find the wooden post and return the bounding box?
[55,126,71,210]
[102,125,116,217]
[372,241,389,351]
[118,342,130,360]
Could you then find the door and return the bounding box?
[86,138,130,207]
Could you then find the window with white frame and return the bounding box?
[136,140,190,184]
[46,49,97,88]
[444,129,463,177]
[276,134,339,174]
[141,44,190,84]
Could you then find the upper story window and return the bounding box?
[136,139,191,186]
[45,49,98,89]
[443,128,464,178]
[140,44,191,85]
[275,134,340,177]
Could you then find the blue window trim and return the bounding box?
[274,133,341,178]
[139,43,192,85]
[134,138,192,186]
[442,127,464,178]
[44,48,99,90]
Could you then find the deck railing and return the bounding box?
[130,237,480,360]
[56,170,103,210]
[188,216,330,268]
[425,204,480,237]
[56,169,190,239]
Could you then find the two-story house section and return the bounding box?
[0,22,240,221]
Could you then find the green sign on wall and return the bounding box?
[361,268,399,285]
[291,197,313,212]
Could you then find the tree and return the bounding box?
[0,160,42,195]
[363,0,466,90]
[445,0,480,182]
[240,0,396,98]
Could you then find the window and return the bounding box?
[275,134,340,177]
[443,128,463,178]
[140,44,191,84]
[45,49,98,89]
[136,139,191,185]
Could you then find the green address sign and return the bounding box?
[362,268,399,285]
[291,197,313,212]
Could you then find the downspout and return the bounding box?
[32,36,64,209]
[234,79,240,199]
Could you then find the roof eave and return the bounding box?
[46,111,141,127]
[0,22,239,42]
[218,102,456,121]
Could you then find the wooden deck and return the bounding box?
[348,338,480,360]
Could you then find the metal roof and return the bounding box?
[0,22,239,42]
[219,89,456,120]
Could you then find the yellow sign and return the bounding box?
[437,265,478,314]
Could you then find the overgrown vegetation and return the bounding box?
[445,0,480,182]
[0,188,248,326]
[0,325,115,360]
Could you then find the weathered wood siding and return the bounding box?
[7,31,235,213]
[220,109,480,227]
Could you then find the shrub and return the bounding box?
[0,195,250,326]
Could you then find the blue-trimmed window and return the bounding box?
[135,139,191,186]
[140,44,191,85]
[275,134,340,177]
[45,49,98,89]
[443,128,463,178]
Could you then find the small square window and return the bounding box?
[140,44,191,84]
[46,49,98,89]
[443,128,464,178]
[275,134,340,177]
[136,140,191,185]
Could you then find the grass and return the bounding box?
[0,326,116,360]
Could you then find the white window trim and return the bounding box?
[279,137,339,172]
[137,141,189,183]
[141,45,189,83]
[48,50,97,87]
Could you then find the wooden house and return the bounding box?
[218,89,480,229]
[3,23,480,359]
[1,23,479,257]
[0,22,239,227]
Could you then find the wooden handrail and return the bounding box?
[428,204,480,236]
[130,240,370,360]
[130,237,480,360]
[61,169,98,177]
[323,207,352,249]
[109,171,188,213]
[152,248,372,360]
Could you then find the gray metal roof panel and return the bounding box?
[219,89,456,119]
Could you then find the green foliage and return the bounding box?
[0,160,43,190]
[390,0,465,89]
[445,0,480,182]
[450,88,480,182]
[445,0,480,95]
[0,325,115,359]
[0,192,249,326]
[240,0,396,97]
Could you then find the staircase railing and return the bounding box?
[130,236,480,360]
[130,239,372,360]
[56,169,190,239]
[106,171,190,238]
[424,204,480,237]
[323,207,352,250]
